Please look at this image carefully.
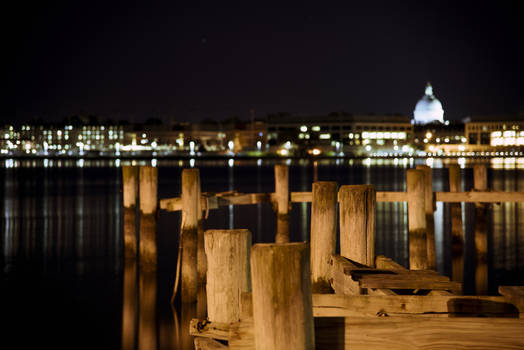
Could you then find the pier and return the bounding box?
[122,163,524,349]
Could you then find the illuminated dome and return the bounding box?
[413,82,444,124]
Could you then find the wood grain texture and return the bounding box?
[181,168,200,302]
[407,169,428,270]
[205,229,251,323]
[311,181,337,292]
[339,185,376,267]
[251,243,315,350]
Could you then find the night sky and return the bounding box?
[15,1,524,124]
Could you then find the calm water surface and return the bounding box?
[2,157,523,349]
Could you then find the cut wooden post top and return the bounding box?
[139,166,158,215]
[122,166,138,208]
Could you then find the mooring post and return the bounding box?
[449,164,464,283]
[122,166,138,259]
[338,185,376,267]
[473,164,488,295]
[139,166,158,267]
[406,169,428,270]
[204,229,251,323]
[310,181,337,293]
[274,164,290,243]
[251,243,315,350]
[181,168,199,303]
[416,165,436,269]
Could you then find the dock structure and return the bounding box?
[123,163,524,349]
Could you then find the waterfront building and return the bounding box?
[266,112,414,156]
[464,114,524,152]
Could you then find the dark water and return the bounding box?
[2,157,523,349]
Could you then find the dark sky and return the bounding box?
[15,1,524,124]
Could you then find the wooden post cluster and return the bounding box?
[448,164,464,283]
[251,243,315,350]
[310,181,337,293]
[274,164,290,243]
[406,169,428,270]
[181,168,200,303]
[204,229,251,323]
[338,185,376,267]
[474,164,489,295]
[416,165,436,269]
[139,166,158,267]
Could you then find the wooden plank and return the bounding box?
[312,294,519,318]
[189,319,229,341]
[359,275,462,292]
[291,191,408,203]
[499,286,524,315]
[347,316,524,349]
[330,255,364,295]
[159,197,182,211]
[291,191,312,202]
[377,191,408,202]
[194,337,228,349]
[230,316,524,349]
[436,191,524,203]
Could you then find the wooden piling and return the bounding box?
[338,185,376,267]
[204,229,251,323]
[181,168,199,303]
[274,164,290,243]
[139,166,158,267]
[251,243,315,350]
[122,166,138,259]
[416,165,436,269]
[474,164,488,295]
[406,169,428,270]
[449,164,464,283]
[310,181,337,292]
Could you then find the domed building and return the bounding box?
[413,82,445,124]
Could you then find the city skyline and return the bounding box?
[15,2,524,124]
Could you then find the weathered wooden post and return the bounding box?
[338,185,376,267]
[474,164,488,295]
[449,164,464,283]
[274,164,290,243]
[122,166,138,259]
[181,168,200,303]
[310,181,337,292]
[204,229,251,323]
[139,166,158,267]
[251,243,315,350]
[416,165,436,269]
[406,169,428,270]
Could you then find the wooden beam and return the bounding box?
[235,292,520,319]
[189,319,229,341]
[499,286,524,315]
[312,294,518,317]
[376,191,408,202]
[436,191,524,203]
[358,275,461,293]
[229,316,524,349]
[194,337,228,350]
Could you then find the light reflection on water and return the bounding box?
[1,157,523,349]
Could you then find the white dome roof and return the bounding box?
[413,83,444,124]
